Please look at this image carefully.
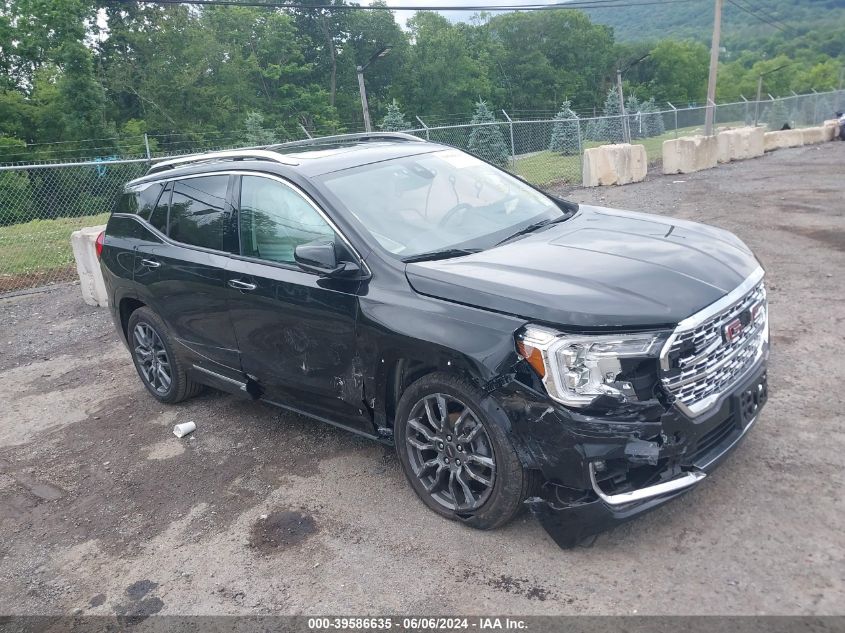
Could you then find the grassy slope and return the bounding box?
[513,125,704,187]
[0,213,109,277]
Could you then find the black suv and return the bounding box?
[99,133,769,548]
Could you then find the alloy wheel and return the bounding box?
[405,393,496,511]
[133,323,172,395]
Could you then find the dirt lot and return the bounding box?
[1,143,843,617]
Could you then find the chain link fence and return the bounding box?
[1,89,843,294]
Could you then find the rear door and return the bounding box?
[102,181,166,299]
[133,173,242,373]
[225,173,372,432]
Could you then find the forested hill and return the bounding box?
[586,0,845,43]
[0,0,842,164]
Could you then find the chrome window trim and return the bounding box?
[659,266,766,417]
[115,169,371,277]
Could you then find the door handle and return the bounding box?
[228,279,257,291]
[140,258,161,269]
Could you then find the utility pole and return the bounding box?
[616,69,630,143]
[754,63,791,127]
[704,0,723,136]
[356,46,393,134]
[356,66,373,133]
[615,53,649,144]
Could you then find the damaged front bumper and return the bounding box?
[518,359,769,549]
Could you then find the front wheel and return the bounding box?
[394,372,538,530]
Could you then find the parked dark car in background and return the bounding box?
[99,132,769,548]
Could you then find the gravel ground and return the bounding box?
[1,142,843,617]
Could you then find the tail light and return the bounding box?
[95,231,105,259]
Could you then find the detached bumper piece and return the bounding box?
[588,463,705,505]
[529,367,767,549]
[527,465,706,549]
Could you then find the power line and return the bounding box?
[726,0,791,33]
[732,0,793,32]
[119,0,701,11]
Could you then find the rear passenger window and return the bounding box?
[168,176,229,250]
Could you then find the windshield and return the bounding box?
[317,149,567,259]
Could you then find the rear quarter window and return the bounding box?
[149,182,172,234]
[116,182,165,220]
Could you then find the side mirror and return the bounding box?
[294,240,365,279]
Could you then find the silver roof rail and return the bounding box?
[147,149,299,175]
[146,133,424,175]
[269,131,425,151]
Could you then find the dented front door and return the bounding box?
[225,257,371,430]
[225,173,372,433]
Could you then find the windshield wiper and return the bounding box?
[402,248,481,263]
[495,213,572,247]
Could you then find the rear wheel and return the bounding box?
[127,307,203,404]
[394,372,537,530]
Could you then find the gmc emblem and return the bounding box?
[723,318,744,343]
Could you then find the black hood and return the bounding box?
[405,205,761,329]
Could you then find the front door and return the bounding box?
[225,173,371,432]
[133,174,241,373]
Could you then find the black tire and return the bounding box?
[127,307,204,404]
[394,372,539,530]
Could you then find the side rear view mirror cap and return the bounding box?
[294,240,368,280]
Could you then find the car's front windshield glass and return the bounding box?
[317,149,567,259]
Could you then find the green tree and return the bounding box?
[244,112,277,146]
[641,97,665,137]
[467,100,510,167]
[484,11,615,112]
[379,100,410,131]
[625,95,641,139]
[643,39,709,105]
[395,13,490,117]
[291,0,348,108]
[548,101,580,155]
[56,42,112,144]
[0,137,31,225]
[339,2,408,124]
[593,86,624,143]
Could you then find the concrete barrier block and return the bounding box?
[716,132,732,164]
[801,126,826,145]
[763,129,804,151]
[71,225,108,307]
[823,119,840,140]
[582,143,647,187]
[782,129,806,147]
[747,126,765,157]
[764,131,780,152]
[717,127,766,163]
[662,135,718,174]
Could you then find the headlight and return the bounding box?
[516,325,669,407]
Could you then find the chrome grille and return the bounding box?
[661,276,767,416]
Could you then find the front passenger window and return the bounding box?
[239,176,334,265]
